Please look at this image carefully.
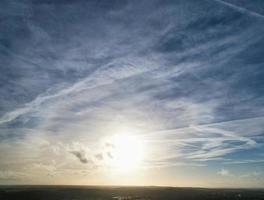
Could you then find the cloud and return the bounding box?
[213,0,264,19]
[0,170,29,181]
[240,171,261,178]
[217,168,231,176]
[107,152,113,159]
[0,0,263,185]
[142,116,261,168]
[95,153,103,161]
[67,142,92,164]
[224,159,264,165]
[70,150,90,164]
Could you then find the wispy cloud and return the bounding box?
[217,168,231,176]
[0,0,264,186]
[240,171,261,178]
[213,0,264,19]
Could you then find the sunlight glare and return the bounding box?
[108,134,144,172]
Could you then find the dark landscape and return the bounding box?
[0,186,264,200]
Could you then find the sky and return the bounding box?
[0,0,264,188]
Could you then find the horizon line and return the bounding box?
[0,184,263,190]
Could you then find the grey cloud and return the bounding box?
[95,153,103,161]
[105,142,115,148]
[107,152,113,159]
[70,150,90,164]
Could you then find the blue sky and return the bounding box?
[0,0,264,187]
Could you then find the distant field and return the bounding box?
[0,186,264,200]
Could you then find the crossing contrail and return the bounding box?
[213,0,264,19]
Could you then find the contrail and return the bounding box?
[213,0,264,19]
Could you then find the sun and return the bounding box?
[107,134,144,172]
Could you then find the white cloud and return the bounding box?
[217,168,231,176]
[213,0,264,19]
[240,171,261,178]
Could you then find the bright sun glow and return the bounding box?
[107,134,144,172]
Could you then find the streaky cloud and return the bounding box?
[213,0,264,19]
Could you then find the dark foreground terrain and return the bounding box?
[0,185,263,200]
